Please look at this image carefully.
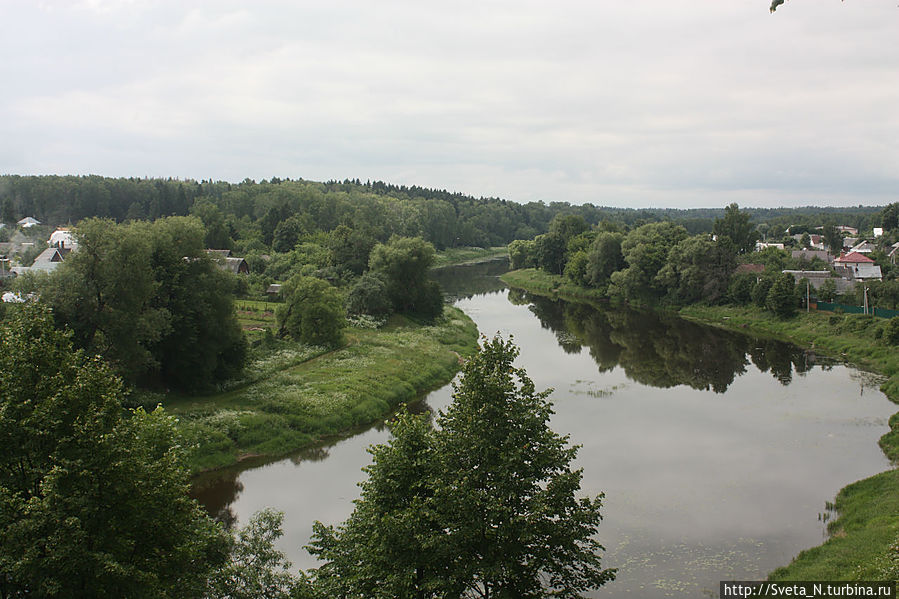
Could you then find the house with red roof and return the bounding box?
[833,252,882,281]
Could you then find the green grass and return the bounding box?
[432,246,508,268]
[500,268,610,304]
[502,268,899,582]
[167,306,479,473]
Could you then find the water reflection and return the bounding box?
[430,258,509,302]
[514,292,834,393]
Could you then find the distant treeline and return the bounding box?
[0,175,886,249]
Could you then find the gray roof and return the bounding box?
[29,247,65,272]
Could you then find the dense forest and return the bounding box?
[0,174,887,250]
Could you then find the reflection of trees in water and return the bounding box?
[429,259,509,302]
[190,474,244,530]
[749,340,813,386]
[191,396,440,526]
[520,293,820,393]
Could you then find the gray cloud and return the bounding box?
[1,0,897,208]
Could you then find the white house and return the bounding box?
[17,217,40,228]
[48,227,78,250]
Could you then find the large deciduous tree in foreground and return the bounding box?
[0,305,228,598]
[308,336,615,598]
[41,217,246,392]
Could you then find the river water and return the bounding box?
[194,261,896,597]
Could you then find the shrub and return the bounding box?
[885,317,899,345]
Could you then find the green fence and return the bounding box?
[814,301,899,319]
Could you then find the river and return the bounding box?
[194,261,896,597]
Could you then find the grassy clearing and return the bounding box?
[432,246,508,268]
[502,268,899,581]
[167,306,479,473]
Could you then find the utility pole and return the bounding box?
[806,278,810,313]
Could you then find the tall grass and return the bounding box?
[168,306,479,473]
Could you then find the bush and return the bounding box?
[346,273,392,316]
[276,275,346,348]
[751,277,774,308]
[885,317,899,345]
[766,273,799,318]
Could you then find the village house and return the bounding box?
[782,270,854,294]
[833,252,882,281]
[848,240,876,254]
[791,250,831,264]
[205,249,250,275]
[49,227,78,250]
[17,216,40,228]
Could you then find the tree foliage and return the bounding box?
[766,273,800,318]
[207,509,306,599]
[40,217,246,391]
[308,337,615,598]
[534,231,568,275]
[656,236,737,304]
[585,231,625,288]
[713,203,757,255]
[276,275,346,347]
[368,236,443,319]
[346,273,392,316]
[0,305,228,598]
[609,221,689,302]
[822,221,843,253]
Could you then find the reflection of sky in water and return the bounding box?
[197,273,895,598]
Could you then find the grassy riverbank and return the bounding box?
[432,246,508,268]
[167,306,479,473]
[501,268,899,582]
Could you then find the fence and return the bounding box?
[813,301,899,319]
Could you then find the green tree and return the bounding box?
[800,232,811,249]
[549,213,590,243]
[585,231,625,288]
[272,215,311,254]
[534,231,568,275]
[434,337,615,597]
[309,337,615,598]
[713,203,757,254]
[276,275,346,347]
[818,278,838,303]
[42,217,246,391]
[728,273,756,305]
[190,199,232,249]
[368,236,443,319]
[609,222,688,302]
[0,305,228,598]
[656,235,737,304]
[823,221,843,253]
[766,273,799,318]
[564,250,591,286]
[508,239,537,270]
[346,273,392,316]
[881,203,899,233]
[208,509,305,599]
[308,411,443,598]
[328,224,376,276]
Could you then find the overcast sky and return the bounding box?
[1,1,897,208]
